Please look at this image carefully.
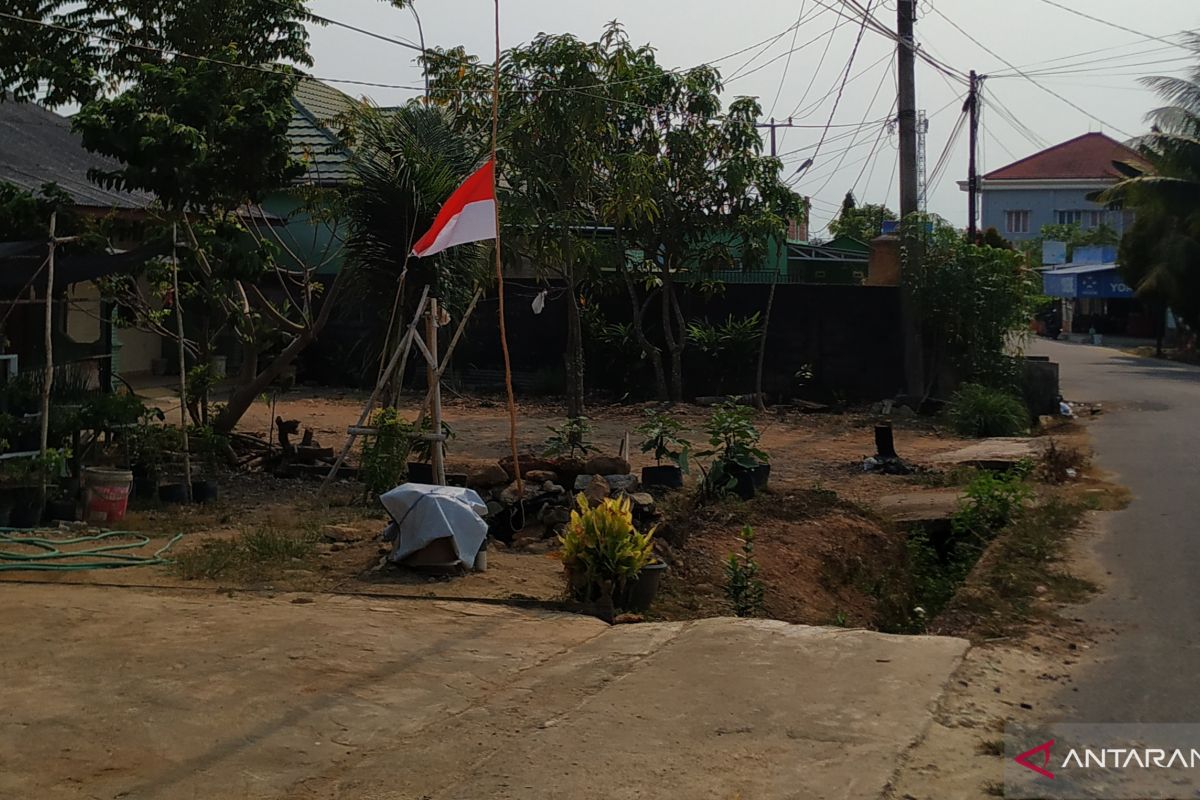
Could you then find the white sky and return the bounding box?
[306,0,1199,235]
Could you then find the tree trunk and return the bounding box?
[621,267,668,401]
[660,275,685,402]
[754,282,776,411]
[212,273,346,435]
[564,267,585,418]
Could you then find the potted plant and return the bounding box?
[559,493,665,617]
[636,410,690,489]
[0,448,70,527]
[126,409,170,500]
[700,400,770,500]
[189,425,227,503]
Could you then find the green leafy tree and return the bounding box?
[0,0,357,435]
[618,76,804,401]
[1099,35,1200,338]
[903,214,1042,394]
[426,33,621,417]
[828,191,896,242]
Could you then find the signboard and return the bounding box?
[1077,273,1133,299]
[1042,240,1067,266]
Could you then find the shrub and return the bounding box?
[701,400,768,467]
[724,525,765,617]
[635,409,690,470]
[360,408,414,497]
[947,384,1029,438]
[544,417,596,460]
[559,494,655,600]
[952,470,1033,541]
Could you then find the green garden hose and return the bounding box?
[0,529,182,572]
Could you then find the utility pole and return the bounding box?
[756,117,801,159]
[896,0,925,399]
[966,70,981,242]
[896,0,919,218]
[916,109,929,212]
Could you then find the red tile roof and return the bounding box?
[983,132,1146,181]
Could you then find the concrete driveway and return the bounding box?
[0,584,967,799]
[1032,339,1200,722]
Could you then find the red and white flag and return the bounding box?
[411,160,497,258]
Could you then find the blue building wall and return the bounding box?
[980,186,1132,242]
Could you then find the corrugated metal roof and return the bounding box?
[0,101,154,210]
[289,78,358,184]
[1042,262,1119,276]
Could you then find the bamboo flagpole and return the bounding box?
[493,0,522,494]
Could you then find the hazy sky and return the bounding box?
[306,0,1199,235]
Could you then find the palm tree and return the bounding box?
[1101,34,1200,346]
[340,102,490,384]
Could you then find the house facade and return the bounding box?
[962,132,1144,243]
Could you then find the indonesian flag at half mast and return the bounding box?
[410,160,497,258]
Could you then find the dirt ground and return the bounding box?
[2,390,1029,629]
[16,390,995,627]
[239,389,971,505]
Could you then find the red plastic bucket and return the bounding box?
[84,468,133,523]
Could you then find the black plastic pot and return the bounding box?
[406,462,435,484]
[749,463,771,491]
[642,465,684,490]
[616,560,669,612]
[191,480,220,504]
[9,488,45,528]
[724,464,758,501]
[158,482,190,504]
[46,498,79,522]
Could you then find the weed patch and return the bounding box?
[172,526,318,581]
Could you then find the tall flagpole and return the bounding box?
[493,0,522,494]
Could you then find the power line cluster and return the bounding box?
[1,0,1193,229]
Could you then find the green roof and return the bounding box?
[288,78,358,184]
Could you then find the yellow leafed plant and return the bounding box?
[559,493,655,599]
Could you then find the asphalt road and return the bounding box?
[1031,338,1200,723]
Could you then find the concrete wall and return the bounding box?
[980,186,1133,242]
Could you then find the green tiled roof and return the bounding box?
[288,78,358,185]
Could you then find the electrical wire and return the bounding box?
[926,4,1134,138]
[768,0,811,118]
[803,0,879,177]
[1028,0,1200,53]
[809,53,895,196]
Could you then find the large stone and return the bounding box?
[539,504,573,528]
[526,469,559,484]
[629,492,656,515]
[499,455,559,480]
[584,455,631,476]
[605,474,640,494]
[582,475,611,507]
[500,481,530,507]
[468,463,510,490]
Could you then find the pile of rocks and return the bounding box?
[467,454,658,552]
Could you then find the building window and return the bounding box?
[1005,210,1030,234]
[1056,209,1106,229]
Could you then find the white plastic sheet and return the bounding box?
[379,483,489,566]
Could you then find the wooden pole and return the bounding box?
[319,287,430,492]
[426,296,446,485]
[493,0,522,494]
[173,223,193,502]
[754,280,776,412]
[39,213,56,462]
